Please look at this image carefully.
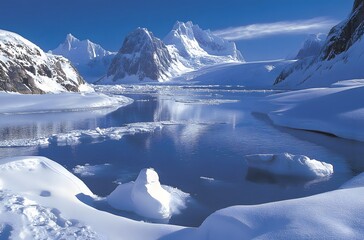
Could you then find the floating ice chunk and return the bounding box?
[107,168,188,220]
[245,153,333,179]
[72,163,112,177]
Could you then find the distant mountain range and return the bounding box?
[50,34,116,83]
[52,21,244,83]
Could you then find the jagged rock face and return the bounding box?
[322,0,364,60]
[100,22,244,83]
[0,30,86,94]
[295,34,326,59]
[107,28,177,81]
[274,0,364,88]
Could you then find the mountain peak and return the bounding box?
[164,21,244,64]
[106,27,177,82]
[52,34,112,66]
[294,33,327,59]
[65,33,79,43]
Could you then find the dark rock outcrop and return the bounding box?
[275,0,364,88]
[106,28,177,82]
[0,30,87,94]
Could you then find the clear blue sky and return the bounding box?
[0,0,353,61]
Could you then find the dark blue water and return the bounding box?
[1,86,364,227]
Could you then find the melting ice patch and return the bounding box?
[245,153,333,179]
[107,168,189,220]
[174,99,239,105]
[0,122,165,147]
[0,121,222,148]
[73,163,113,177]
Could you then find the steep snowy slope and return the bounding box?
[52,34,113,65]
[0,30,89,94]
[100,28,188,83]
[164,21,244,68]
[275,0,364,89]
[51,34,116,82]
[174,60,294,88]
[295,34,326,59]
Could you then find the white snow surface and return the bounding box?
[0,156,182,240]
[107,168,189,220]
[51,33,114,66]
[256,80,364,142]
[51,34,116,82]
[0,91,132,114]
[1,156,364,239]
[245,153,333,179]
[194,172,364,240]
[173,60,294,87]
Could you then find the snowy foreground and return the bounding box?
[1,156,364,239]
[257,80,364,142]
[0,91,133,114]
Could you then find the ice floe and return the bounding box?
[245,153,333,179]
[107,168,189,220]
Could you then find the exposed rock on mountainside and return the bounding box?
[104,28,185,82]
[275,0,364,88]
[0,30,88,94]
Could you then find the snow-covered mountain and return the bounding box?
[0,30,89,94]
[275,0,364,89]
[164,21,244,68]
[295,34,326,59]
[100,28,188,83]
[98,21,244,83]
[51,34,116,82]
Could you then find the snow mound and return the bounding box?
[0,156,184,239]
[245,153,333,179]
[107,168,189,220]
[198,172,364,240]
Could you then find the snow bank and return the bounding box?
[196,172,364,240]
[256,81,364,142]
[245,153,333,179]
[1,156,364,239]
[0,91,133,114]
[107,168,189,220]
[0,156,183,240]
